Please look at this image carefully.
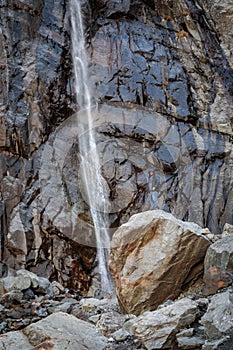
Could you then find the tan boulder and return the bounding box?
[109,210,210,315]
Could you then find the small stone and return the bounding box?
[0,321,7,332]
[0,290,23,304]
[122,316,137,334]
[16,269,39,289]
[112,329,130,342]
[35,276,52,295]
[222,223,233,238]
[51,281,65,295]
[80,297,119,313]
[3,276,31,292]
[202,228,211,235]
[89,314,101,324]
[97,311,130,337]
[202,338,227,350]
[176,328,194,337]
[35,307,48,317]
[23,288,35,300]
[206,233,215,241]
[47,301,74,314]
[177,335,205,348]
[158,299,173,309]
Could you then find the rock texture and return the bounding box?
[0,268,233,350]
[2,269,51,296]
[0,312,108,350]
[131,297,198,350]
[202,291,233,349]
[0,0,232,292]
[109,209,210,315]
[203,235,233,295]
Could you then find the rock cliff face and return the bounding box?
[0,0,232,291]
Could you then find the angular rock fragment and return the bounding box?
[132,297,198,349]
[202,291,233,339]
[222,223,233,238]
[109,210,210,314]
[96,311,131,336]
[203,236,233,295]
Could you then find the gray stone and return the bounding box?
[109,210,210,315]
[112,329,130,342]
[0,331,32,350]
[176,328,194,337]
[3,275,31,292]
[177,335,204,349]
[222,223,233,238]
[80,297,119,313]
[36,276,52,295]
[47,301,77,314]
[89,314,101,324]
[201,291,233,340]
[203,236,233,294]
[97,311,130,336]
[132,297,198,349]
[16,269,39,288]
[122,315,138,334]
[202,337,232,350]
[0,312,108,350]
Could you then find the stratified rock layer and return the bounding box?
[109,210,210,315]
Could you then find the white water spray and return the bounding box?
[70,0,113,294]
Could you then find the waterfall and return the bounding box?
[70,0,113,294]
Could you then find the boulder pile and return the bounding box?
[0,212,232,350]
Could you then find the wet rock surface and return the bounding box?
[0,0,232,348]
[0,0,232,297]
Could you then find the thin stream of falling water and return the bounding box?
[70,0,113,294]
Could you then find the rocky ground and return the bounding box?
[0,213,233,350]
[0,270,232,350]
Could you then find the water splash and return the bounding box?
[70,0,113,294]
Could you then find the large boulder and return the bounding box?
[109,210,210,315]
[0,312,108,350]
